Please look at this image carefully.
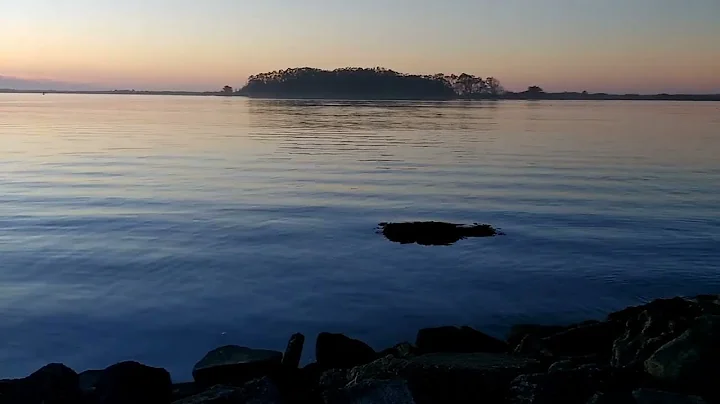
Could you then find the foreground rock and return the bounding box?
[322,353,541,403]
[378,221,500,245]
[316,332,376,370]
[94,361,172,404]
[0,363,80,404]
[172,377,282,404]
[192,345,283,387]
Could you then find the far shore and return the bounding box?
[2,89,720,102]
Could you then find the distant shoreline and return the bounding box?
[2,89,720,101]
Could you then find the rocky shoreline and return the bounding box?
[1,294,718,403]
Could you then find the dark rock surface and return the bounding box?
[0,363,80,404]
[94,361,172,404]
[192,345,283,387]
[316,332,376,370]
[415,326,508,354]
[172,378,282,404]
[378,221,500,245]
[507,324,568,349]
[632,388,707,404]
[323,380,416,404]
[379,342,416,359]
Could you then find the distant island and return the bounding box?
[3,67,719,101]
[229,67,720,101]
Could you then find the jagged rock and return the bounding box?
[94,361,172,404]
[513,334,552,357]
[192,345,283,387]
[323,380,416,404]
[547,356,600,373]
[379,342,416,359]
[415,326,508,354]
[644,315,720,398]
[282,333,305,369]
[0,363,81,404]
[541,321,620,358]
[632,388,707,404]
[378,221,500,246]
[610,297,702,368]
[507,324,567,349]
[326,353,541,403]
[316,333,376,369]
[172,378,282,404]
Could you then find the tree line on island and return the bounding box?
[219,67,720,101]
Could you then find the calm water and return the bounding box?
[1,94,719,380]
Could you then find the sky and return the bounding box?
[1,0,719,92]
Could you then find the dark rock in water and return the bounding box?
[192,345,283,387]
[172,378,282,404]
[541,321,620,358]
[94,361,172,404]
[632,389,707,404]
[507,324,568,349]
[0,363,80,404]
[282,333,305,369]
[379,342,416,359]
[378,221,500,246]
[644,315,720,398]
[415,326,508,354]
[610,297,702,368]
[323,380,416,404]
[316,332,376,370]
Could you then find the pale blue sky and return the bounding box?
[2,0,719,92]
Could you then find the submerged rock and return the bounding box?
[192,345,283,387]
[378,221,500,245]
[316,332,376,370]
[415,326,508,354]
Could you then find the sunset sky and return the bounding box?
[2,0,719,92]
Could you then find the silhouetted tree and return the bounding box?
[222,86,233,95]
[486,77,504,97]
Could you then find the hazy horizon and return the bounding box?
[2,0,719,93]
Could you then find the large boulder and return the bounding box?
[192,345,283,387]
[415,326,508,354]
[172,377,282,404]
[0,363,81,404]
[324,352,541,403]
[509,366,609,404]
[610,297,702,368]
[379,342,416,359]
[540,321,620,358]
[644,315,720,398]
[94,361,172,404]
[507,324,568,349]
[316,333,376,369]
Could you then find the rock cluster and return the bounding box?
[1,294,718,403]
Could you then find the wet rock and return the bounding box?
[323,380,416,404]
[507,324,568,349]
[541,321,620,358]
[632,388,707,404]
[282,333,305,369]
[378,221,500,246]
[0,363,81,404]
[508,366,609,404]
[336,353,541,403]
[379,342,416,359]
[316,333,376,370]
[415,326,508,354]
[192,345,283,387]
[611,297,701,368]
[172,378,282,404]
[94,361,172,404]
[644,315,720,397]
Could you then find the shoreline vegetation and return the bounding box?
[3,67,720,101]
[2,294,718,403]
